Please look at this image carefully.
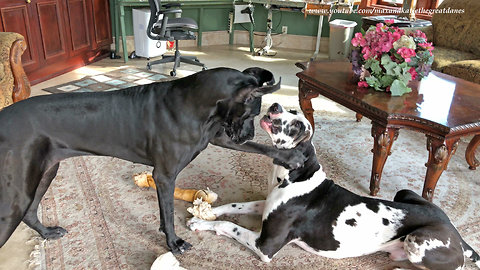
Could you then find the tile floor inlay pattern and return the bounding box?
[42,68,170,94]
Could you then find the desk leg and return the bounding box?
[249,22,254,54]
[120,6,128,63]
[370,123,399,197]
[423,137,459,201]
[310,15,323,61]
[466,134,480,170]
[298,80,319,132]
[114,1,119,56]
[197,8,204,47]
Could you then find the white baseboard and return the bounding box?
[112,31,328,53]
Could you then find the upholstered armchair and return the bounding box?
[414,0,480,83]
[0,32,30,110]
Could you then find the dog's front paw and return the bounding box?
[168,238,192,254]
[187,217,212,232]
[40,226,68,240]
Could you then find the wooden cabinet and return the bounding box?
[0,0,112,85]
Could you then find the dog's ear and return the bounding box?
[242,67,275,86]
[235,77,281,103]
[293,127,311,146]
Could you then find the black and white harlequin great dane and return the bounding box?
[188,103,480,270]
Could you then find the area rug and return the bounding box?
[34,105,480,270]
[42,68,171,94]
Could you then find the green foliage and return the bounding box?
[364,54,412,96]
[365,59,382,75]
[390,79,412,96]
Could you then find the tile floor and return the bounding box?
[0,45,340,270]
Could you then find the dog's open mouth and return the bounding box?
[260,114,272,133]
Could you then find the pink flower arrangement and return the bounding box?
[350,22,435,96]
[397,47,417,62]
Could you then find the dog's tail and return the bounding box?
[462,240,480,268]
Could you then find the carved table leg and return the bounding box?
[423,137,459,201]
[466,134,480,170]
[298,80,319,132]
[370,123,399,196]
[356,113,363,122]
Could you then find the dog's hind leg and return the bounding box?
[393,190,430,206]
[0,207,23,247]
[22,163,67,239]
[404,224,465,270]
[461,239,480,268]
[0,199,25,247]
[187,218,272,262]
[0,153,31,247]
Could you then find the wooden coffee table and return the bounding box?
[296,60,480,201]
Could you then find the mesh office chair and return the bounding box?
[146,0,206,76]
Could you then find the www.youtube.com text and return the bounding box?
[306,7,465,16]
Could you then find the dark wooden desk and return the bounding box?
[361,15,432,31]
[296,60,480,201]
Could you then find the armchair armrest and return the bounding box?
[0,32,30,109]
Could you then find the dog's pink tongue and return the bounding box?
[260,116,272,132]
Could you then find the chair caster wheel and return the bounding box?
[202,66,207,71]
[110,51,121,59]
[146,63,152,70]
[170,70,176,76]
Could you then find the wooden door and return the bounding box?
[90,0,111,49]
[65,0,91,55]
[33,0,69,65]
[0,0,111,85]
[0,0,39,72]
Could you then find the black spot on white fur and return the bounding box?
[345,219,357,227]
[366,202,380,213]
[382,218,390,225]
[278,180,289,188]
[232,204,237,208]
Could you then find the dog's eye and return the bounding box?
[272,119,282,126]
[294,121,303,128]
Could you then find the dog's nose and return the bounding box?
[269,103,283,114]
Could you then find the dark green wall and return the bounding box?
[118,4,363,38]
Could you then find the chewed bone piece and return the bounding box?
[133,172,218,204]
[150,252,186,270]
[187,198,217,221]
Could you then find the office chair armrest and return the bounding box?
[161,3,182,14]
[161,9,182,14]
[162,3,181,9]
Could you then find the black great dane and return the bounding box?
[0,67,305,254]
